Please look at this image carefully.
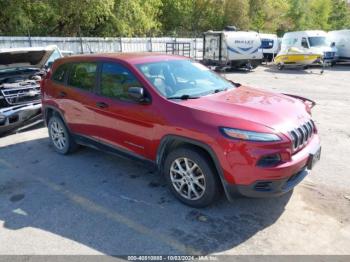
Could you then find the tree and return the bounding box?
[286,0,309,31]
[264,0,290,35]
[249,0,266,31]
[0,0,349,37]
[328,0,350,29]
[48,0,115,36]
[159,0,192,35]
[160,0,224,36]
[0,0,36,36]
[223,0,250,30]
[112,0,163,36]
[308,0,332,30]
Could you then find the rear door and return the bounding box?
[51,61,100,139]
[93,61,156,159]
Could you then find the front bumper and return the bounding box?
[0,102,42,134]
[226,167,309,198]
[219,133,321,200]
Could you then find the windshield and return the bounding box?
[308,37,329,47]
[136,60,235,98]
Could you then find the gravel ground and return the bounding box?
[0,64,349,256]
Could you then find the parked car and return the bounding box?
[328,29,350,63]
[203,26,263,70]
[41,53,321,207]
[0,45,62,134]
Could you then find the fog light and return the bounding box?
[257,154,281,167]
[0,114,5,123]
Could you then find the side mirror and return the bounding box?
[128,87,149,103]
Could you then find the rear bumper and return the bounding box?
[0,103,42,134]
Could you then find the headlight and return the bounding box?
[220,127,281,142]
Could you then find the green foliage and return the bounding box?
[308,0,332,30]
[223,0,250,30]
[287,0,309,31]
[328,0,350,29]
[112,0,163,36]
[0,0,349,37]
[249,0,266,31]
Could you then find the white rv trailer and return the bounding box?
[259,33,280,62]
[203,28,263,70]
[328,30,350,62]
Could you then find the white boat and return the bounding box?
[275,30,338,69]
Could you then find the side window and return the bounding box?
[100,63,142,101]
[52,64,67,83]
[68,62,97,91]
[301,37,309,48]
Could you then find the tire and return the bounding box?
[163,147,220,207]
[277,63,284,70]
[48,115,78,155]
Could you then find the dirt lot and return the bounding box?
[0,64,349,256]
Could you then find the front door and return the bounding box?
[93,62,157,159]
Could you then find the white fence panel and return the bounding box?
[0,36,203,59]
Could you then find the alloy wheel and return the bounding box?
[50,120,67,150]
[169,157,206,200]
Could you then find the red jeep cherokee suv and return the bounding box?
[41,53,321,207]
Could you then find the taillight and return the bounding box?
[40,70,51,91]
[44,69,52,80]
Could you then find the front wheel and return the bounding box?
[164,147,220,207]
[48,115,78,155]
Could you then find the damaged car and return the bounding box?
[0,45,62,134]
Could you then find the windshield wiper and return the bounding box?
[213,87,229,93]
[167,94,200,100]
[229,80,241,87]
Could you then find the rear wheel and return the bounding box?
[48,115,78,155]
[164,147,220,207]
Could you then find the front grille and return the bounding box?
[254,181,272,191]
[289,120,315,151]
[1,85,41,106]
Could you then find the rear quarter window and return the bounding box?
[52,64,68,83]
[67,62,97,91]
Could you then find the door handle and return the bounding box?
[96,102,109,108]
[58,91,67,98]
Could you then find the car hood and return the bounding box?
[182,86,311,132]
[0,46,56,70]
